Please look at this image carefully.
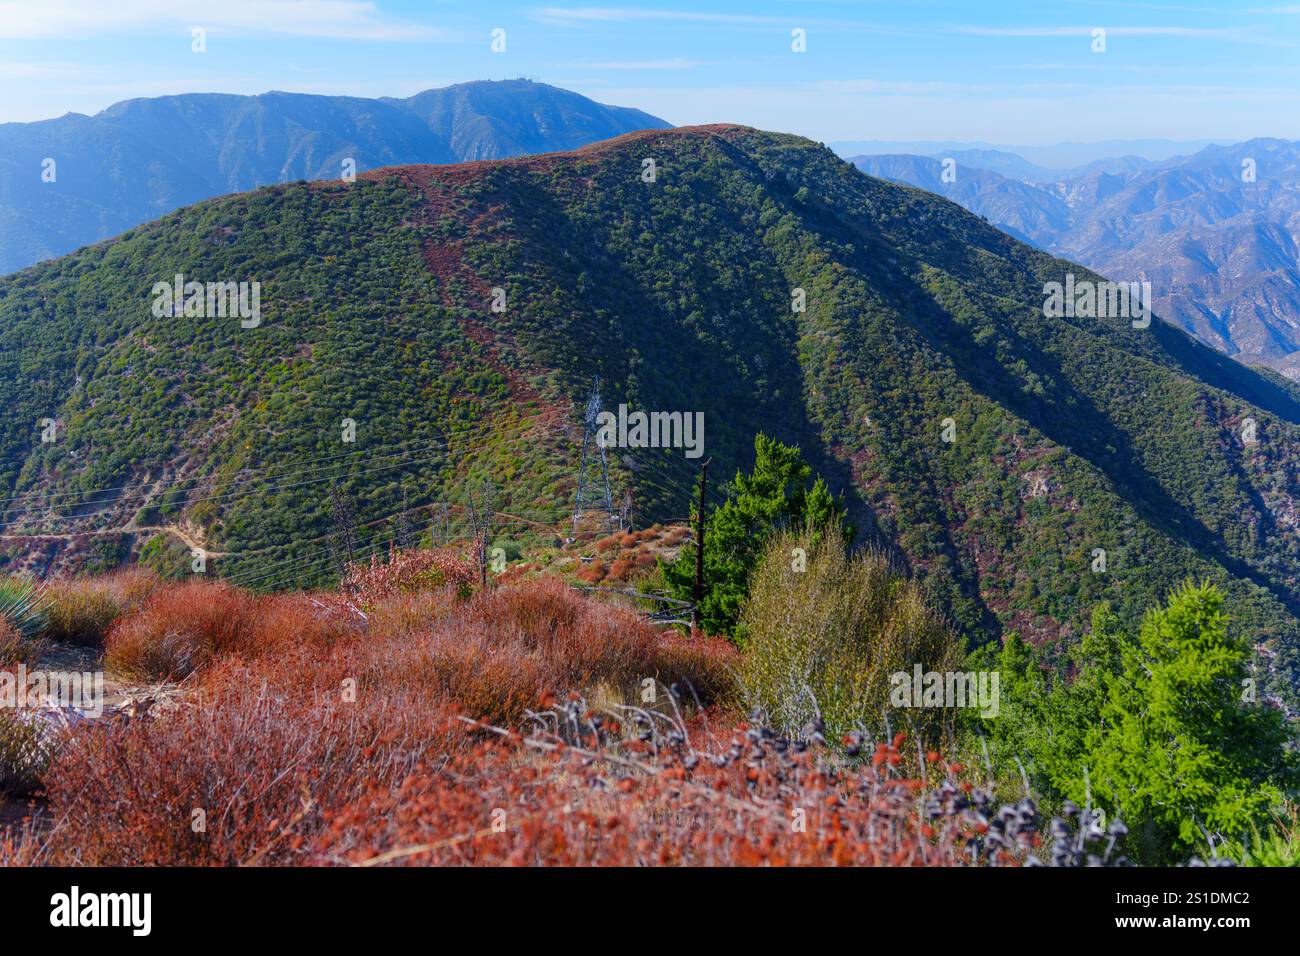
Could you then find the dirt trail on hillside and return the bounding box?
[0,523,229,557]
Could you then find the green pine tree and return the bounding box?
[662,433,848,638]
[1084,582,1297,861]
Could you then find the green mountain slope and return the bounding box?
[4,124,1300,699]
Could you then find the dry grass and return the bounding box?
[42,567,160,646]
[0,619,34,669]
[738,526,965,743]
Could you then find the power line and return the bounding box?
[1,411,571,534]
[0,404,564,511]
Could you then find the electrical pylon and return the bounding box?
[571,377,619,538]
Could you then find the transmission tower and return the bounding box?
[328,482,359,575]
[571,377,619,538]
[467,480,496,588]
[430,501,451,546]
[394,485,413,551]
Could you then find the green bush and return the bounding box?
[662,434,848,638]
[737,525,962,742]
[1219,810,1300,867]
[972,582,1299,864]
[1087,582,1297,862]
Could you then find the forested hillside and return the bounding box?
[4,123,1300,700]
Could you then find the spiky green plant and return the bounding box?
[0,578,51,640]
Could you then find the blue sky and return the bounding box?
[2,0,1299,144]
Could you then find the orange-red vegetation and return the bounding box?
[312,724,1035,867]
[341,548,475,606]
[2,570,740,865]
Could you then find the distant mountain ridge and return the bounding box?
[832,138,1219,179]
[853,138,1300,372]
[0,79,671,274]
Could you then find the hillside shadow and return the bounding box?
[450,168,882,547]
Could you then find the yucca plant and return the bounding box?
[0,577,51,641]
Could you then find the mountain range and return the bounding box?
[831,138,1221,178]
[3,124,1300,703]
[853,139,1300,374]
[0,79,670,275]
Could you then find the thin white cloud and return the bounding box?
[953,24,1276,42]
[0,61,74,77]
[0,0,449,41]
[817,79,968,95]
[535,6,804,26]
[585,58,702,70]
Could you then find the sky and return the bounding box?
[2,0,1299,145]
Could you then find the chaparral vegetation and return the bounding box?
[1,494,1295,866]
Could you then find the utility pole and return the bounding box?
[431,501,450,547]
[619,490,633,532]
[691,457,710,633]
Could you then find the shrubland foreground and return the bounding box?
[0,539,1296,866]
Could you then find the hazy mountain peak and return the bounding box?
[0,80,672,275]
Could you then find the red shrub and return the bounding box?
[3,575,740,866]
[342,548,475,607]
[17,653,463,865]
[364,578,735,725]
[104,583,360,680]
[246,592,363,652]
[105,580,259,680]
[0,619,27,669]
